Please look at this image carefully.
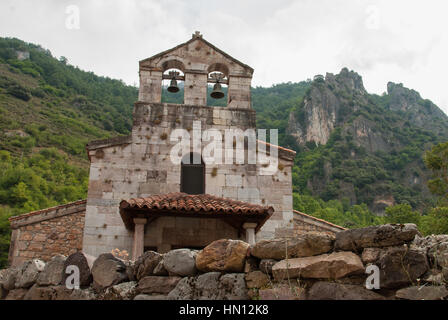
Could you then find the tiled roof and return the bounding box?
[119,192,274,231]
[293,210,347,231]
[120,192,273,215]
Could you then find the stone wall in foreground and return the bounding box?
[1,223,448,300]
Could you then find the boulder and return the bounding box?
[335,224,419,251]
[378,246,428,289]
[153,260,168,276]
[137,276,182,294]
[361,248,382,264]
[259,285,306,300]
[91,253,128,290]
[251,232,334,260]
[196,239,249,272]
[15,259,45,288]
[259,259,277,275]
[24,285,96,300]
[37,255,66,286]
[5,288,28,300]
[62,252,92,287]
[245,271,270,289]
[167,277,196,300]
[395,286,448,300]
[0,267,18,291]
[134,251,163,280]
[218,273,249,300]
[308,282,385,300]
[102,281,137,300]
[168,273,248,300]
[272,251,364,281]
[194,272,222,299]
[163,249,197,276]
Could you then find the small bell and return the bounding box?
[210,82,224,99]
[167,77,179,93]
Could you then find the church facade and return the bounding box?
[8,33,345,266]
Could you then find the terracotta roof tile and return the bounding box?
[119,192,274,231]
[120,192,273,215]
[9,200,87,222]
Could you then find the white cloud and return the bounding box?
[0,0,447,113]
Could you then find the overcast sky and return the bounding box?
[1,0,448,114]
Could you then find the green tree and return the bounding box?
[424,141,448,204]
[385,203,420,225]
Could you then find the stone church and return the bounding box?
[8,33,345,266]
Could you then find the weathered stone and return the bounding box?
[378,246,428,289]
[361,248,382,264]
[91,253,128,290]
[423,269,445,285]
[195,272,222,299]
[245,271,270,289]
[308,282,385,300]
[168,272,248,300]
[0,267,18,291]
[259,285,306,300]
[15,259,45,288]
[244,256,259,273]
[134,294,167,300]
[163,249,197,276]
[5,288,28,300]
[24,285,96,300]
[102,281,137,300]
[63,252,92,287]
[134,251,163,280]
[219,273,249,300]
[272,251,364,281]
[167,276,196,300]
[37,255,66,286]
[153,260,168,276]
[124,260,136,282]
[137,276,182,294]
[196,239,249,272]
[335,224,419,251]
[251,232,334,260]
[396,286,448,300]
[259,259,277,275]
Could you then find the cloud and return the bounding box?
[0,0,447,113]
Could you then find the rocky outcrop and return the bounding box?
[335,224,419,251]
[196,239,249,272]
[272,251,364,281]
[251,232,334,260]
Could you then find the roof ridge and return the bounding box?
[9,199,87,222]
[293,209,347,230]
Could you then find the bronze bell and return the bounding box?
[210,82,224,99]
[167,77,179,93]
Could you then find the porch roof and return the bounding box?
[119,192,274,233]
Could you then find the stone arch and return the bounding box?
[160,58,186,73]
[207,62,229,78]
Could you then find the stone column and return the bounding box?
[243,222,258,245]
[132,218,147,261]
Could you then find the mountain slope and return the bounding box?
[285,68,448,213]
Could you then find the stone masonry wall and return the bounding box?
[8,201,86,267]
[2,224,447,301]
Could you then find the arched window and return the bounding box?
[181,153,205,194]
